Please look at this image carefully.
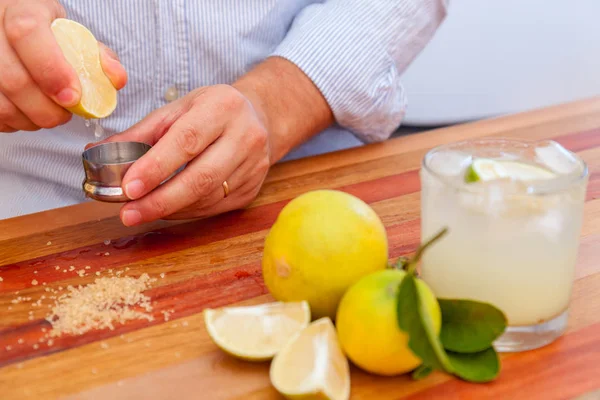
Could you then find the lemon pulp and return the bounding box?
[204,301,310,361]
[270,318,350,400]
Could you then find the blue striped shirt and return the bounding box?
[0,0,447,219]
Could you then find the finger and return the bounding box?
[165,169,249,219]
[162,185,231,220]
[0,91,39,131]
[98,42,127,90]
[102,99,190,146]
[164,175,259,220]
[119,137,247,226]
[0,124,18,133]
[120,102,226,200]
[164,192,250,220]
[166,153,269,219]
[0,29,72,128]
[4,4,81,108]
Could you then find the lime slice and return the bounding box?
[270,318,350,400]
[465,158,509,182]
[465,159,555,183]
[204,301,310,361]
[501,161,556,180]
[50,18,117,119]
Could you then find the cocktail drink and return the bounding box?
[420,138,588,352]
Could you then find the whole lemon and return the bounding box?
[336,269,441,376]
[262,190,388,319]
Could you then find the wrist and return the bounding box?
[232,79,273,157]
[233,56,334,164]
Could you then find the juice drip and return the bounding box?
[84,118,105,138]
[93,121,104,138]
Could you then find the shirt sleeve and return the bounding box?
[271,0,448,143]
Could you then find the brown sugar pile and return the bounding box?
[45,273,156,337]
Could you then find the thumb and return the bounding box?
[98,42,128,90]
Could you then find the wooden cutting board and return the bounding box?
[2,97,600,399]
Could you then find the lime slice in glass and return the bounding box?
[465,159,555,183]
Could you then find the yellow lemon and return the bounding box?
[51,18,117,119]
[262,190,388,319]
[336,269,441,376]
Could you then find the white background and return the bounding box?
[400,0,600,126]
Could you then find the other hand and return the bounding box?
[102,84,271,226]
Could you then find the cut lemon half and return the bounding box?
[465,158,555,183]
[270,318,350,400]
[51,18,117,119]
[204,301,310,361]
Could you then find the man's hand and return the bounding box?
[0,0,126,133]
[103,85,271,226]
[103,57,333,226]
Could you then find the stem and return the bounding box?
[390,257,408,270]
[405,227,449,276]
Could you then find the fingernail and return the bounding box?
[125,179,145,199]
[122,209,142,226]
[56,88,78,107]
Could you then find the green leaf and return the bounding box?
[412,365,433,380]
[396,275,453,373]
[446,347,501,383]
[438,299,507,353]
[395,232,505,384]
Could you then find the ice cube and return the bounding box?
[535,141,580,175]
[428,150,473,177]
[531,208,564,242]
[458,178,531,217]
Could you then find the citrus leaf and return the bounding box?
[412,365,433,380]
[397,275,453,373]
[446,347,501,383]
[439,299,507,353]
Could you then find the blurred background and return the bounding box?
[395,0,600,133]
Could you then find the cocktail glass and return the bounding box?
[420,138,588,352]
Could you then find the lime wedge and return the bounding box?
[465,159,555,183]
[270,318,350,400]
[501,161,556,181]
[204,301,310,361]
[51,18,118,119]
[465,159,509,182]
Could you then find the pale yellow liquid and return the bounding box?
[420,159,586,326]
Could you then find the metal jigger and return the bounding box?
[82,142,151,202]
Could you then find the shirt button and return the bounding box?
[164,86,179,102]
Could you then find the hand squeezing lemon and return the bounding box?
[50,18,119,119]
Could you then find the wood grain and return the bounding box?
[2,96,600,400]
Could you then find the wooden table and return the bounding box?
[2,98,600,400]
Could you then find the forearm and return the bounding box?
[233,56,334,164]
[268,0,447,143]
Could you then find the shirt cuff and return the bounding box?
[271,0,447,143]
